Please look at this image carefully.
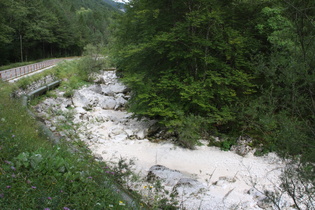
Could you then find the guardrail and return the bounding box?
[0,59,63,81]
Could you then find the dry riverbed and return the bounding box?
[34,71,295,209]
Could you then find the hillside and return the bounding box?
[0,0,119,66]
[103,0,125,11]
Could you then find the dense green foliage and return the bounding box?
[113,0,315,163]
[0,0,118,65]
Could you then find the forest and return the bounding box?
[1,0,313,170]
[113,0,315,165]
[0,0,118,65]
[0,0,314,208]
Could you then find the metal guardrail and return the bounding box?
[0,59,63,81]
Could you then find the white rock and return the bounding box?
[111,82,127,93]
[114,95,127,110]
[147,165,185,186]
[124,129,134,137]
[173,178,206,196]
[100,97,116,110]
[111,127,125,136]
[75,107,87,114]
[136,130,146,139]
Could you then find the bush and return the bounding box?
[166,114,206,149]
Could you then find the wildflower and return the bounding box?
[11,166,16,171]
[63,207,70,210]
[4,160,12,165]
[31,186,36,189]
[6,186,11,189]
[12,135,15,138]
[47,197,52,200]
[60,190,64,193]
[87,176,92,179]
[108,204,113,208]
[11,174,16,178]
[119,201,125,206]
[44,208,51,210]
[143,186,147,189]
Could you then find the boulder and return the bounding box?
[172,178,205,195]
[147,165,185,186]
[100,96,117,110]
[72,89,98,108]
[87,84,102,94]
[101,82,128,95]
[114,94,128,110]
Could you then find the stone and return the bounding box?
[172,178,205,196]
[110,82,127,93]
[87,84,102,94]
[111,127,125,136]
[124,129,134,138]
[135,130,146,139]
[147,165,185,186]
[100,84,114,96]
[75,107,87,114]
[101,82,127,96]
[230,135,253,156]
[114,95,127,110]
[100,97,117,110]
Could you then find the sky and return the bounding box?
[113,0,129,3]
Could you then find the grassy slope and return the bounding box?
[0,61,134,209]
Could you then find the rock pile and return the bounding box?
[34,71,155,143]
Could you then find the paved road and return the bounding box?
[0,59,65,81]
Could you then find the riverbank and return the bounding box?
[33,70,297,209]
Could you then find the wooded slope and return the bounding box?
[0,0,118,65]
[113,0,315,164]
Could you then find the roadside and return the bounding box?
[0,58,77,82]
